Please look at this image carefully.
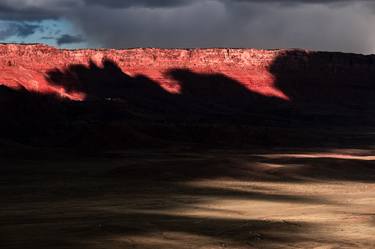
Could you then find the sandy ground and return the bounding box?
[1,148,375,249]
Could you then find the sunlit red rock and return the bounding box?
[0,44,289,101]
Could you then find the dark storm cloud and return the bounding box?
[0,0,78,21]
[0,7,55,21]
[0,0,368,21]
[82,0,372,8]
[56,34,85,45]
[0,0,194,21]
[0,0,374,53]
[228,0,366,2]
[0,0,370,21]
[84,0,195,8]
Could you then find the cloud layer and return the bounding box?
[0,0,374,53]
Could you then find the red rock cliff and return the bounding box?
[0,44,292,101]
[1,43,375,109]
[1,44,375,148]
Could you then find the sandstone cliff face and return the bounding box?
[1,44,375,103]
[0,44,290,100]
[1,44,375,148]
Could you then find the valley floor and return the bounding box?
[1,148,375,249]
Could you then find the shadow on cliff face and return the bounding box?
[44,53,375,148]
[47,59,170,102]
[46,59,287,117]
[1,51,375,150]
[269,50,375,126]
[38,59,291,149]
[167,68,288,116]
[0,85,76,147]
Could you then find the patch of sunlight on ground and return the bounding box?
[258,152,375,161]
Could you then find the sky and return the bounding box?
[0,0,374,53]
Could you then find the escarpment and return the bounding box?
[1,44,375,149]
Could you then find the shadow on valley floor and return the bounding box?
[2,151,375,248]
[1,214,317,249]
[0,153,339,249]
[0,205,315,249]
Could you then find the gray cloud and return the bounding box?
[56,34,85,45]
[0,22,41,39]
[0,0,374,53]
[83,0,195,8]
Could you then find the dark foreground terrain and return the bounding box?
[1,146,375,249]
